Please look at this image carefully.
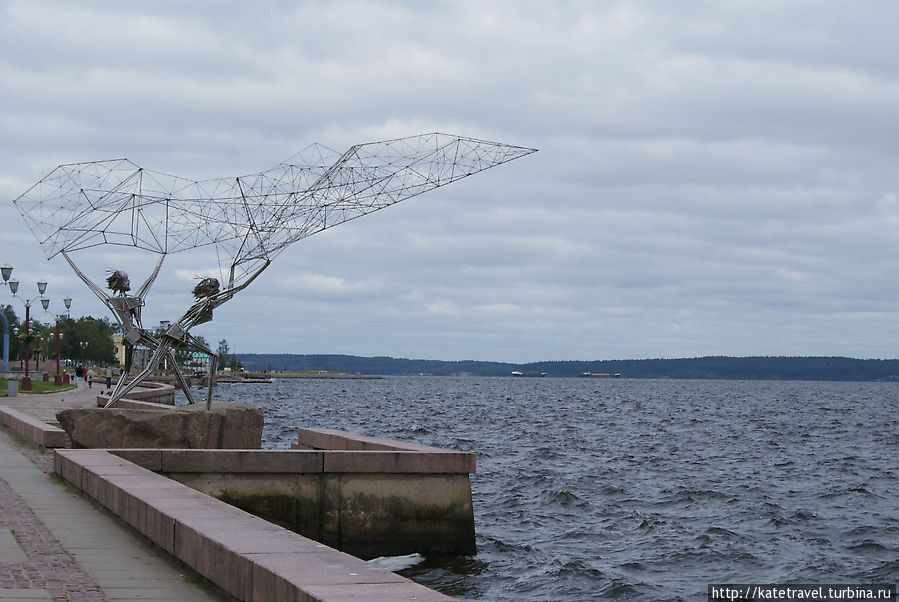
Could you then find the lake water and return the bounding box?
[204,377,898,601]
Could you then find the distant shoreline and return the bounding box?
[258,371,383,380]
[215,371,383,381]
[235,354,899,382]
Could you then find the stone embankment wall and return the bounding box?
[54,448,455,601]
[101,380,176,405]
[149,430,477,558]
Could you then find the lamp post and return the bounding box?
[1,265,13,373]
[6,276,48,391]
[54,297,71,385]
[0,310,8,374]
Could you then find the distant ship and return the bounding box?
[512,371,546,377]
[577,372,621,378]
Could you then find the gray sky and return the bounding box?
[2,1,899,363]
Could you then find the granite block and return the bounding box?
[322,451,475,474]
[109,449,164,471]
[174,520,253,600]
[52,451,83,487]
[300,582,456,601]
[159,449,323,474]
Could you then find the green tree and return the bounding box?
[61,316,117,365]
[217,339,231,366]
[216,338,242,372]
[1,309,120,368]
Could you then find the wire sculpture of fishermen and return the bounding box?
[14,133,536,408]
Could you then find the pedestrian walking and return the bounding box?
[105,367,112,391]
[87,368,94,388]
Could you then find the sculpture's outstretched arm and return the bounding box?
[215,259,271,305]
[62,249,163,348]
[61,250,165,304]
[136,254,166,299]
[176,259,272,331]
[61,250,108,302]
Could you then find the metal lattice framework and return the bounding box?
[13,132,536,407]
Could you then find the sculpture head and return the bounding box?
[192,277,221,299]
[106,270,131,295]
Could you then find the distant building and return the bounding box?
[112,331,209,373]
[187,350,212,374]
[112,333,124,366]
[110,333,150,370]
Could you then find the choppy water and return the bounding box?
[203,377,898,601]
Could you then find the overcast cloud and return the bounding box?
[2,1,899,362]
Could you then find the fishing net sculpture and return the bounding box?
[13,133,537,408]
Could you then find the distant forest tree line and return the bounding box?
[235,353,899,382]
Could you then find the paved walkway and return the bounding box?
[1,378,100,424]
[0,380,227,601]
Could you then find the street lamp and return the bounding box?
[1,265,13,373]
[12,327,19,372]
[54,297,72,384]
[6,276,48,391]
